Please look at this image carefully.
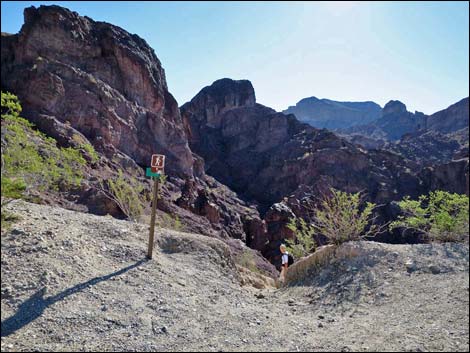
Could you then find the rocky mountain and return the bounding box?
[341,100,428,141]
[284,95,466,168]
[2,200,468,352]
[427,97,469,134]
[283,96,381,129]
[341,97,469,167]
[1,5,194,176]
[2,5,468,269]
[0,5,267,248]
[181,78,469,261]
[384,129,468,167]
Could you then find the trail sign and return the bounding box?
[147,154,165,259]
[146,167,161,178]
[151,154,165,169]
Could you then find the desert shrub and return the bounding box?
[99,170,147,221]
[312,188,382,245]
[72,133,99,164]
[237,250,262,274]
[0,210,21,232]
[1,91,86,201]
[390,191,469,242]
[82,143,99,164]
[286,189,384,256]
[285,217,316,259]
[158,213,183,231]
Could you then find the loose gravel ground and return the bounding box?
[1,200,468,352]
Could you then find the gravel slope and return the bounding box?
[1,200,469,352]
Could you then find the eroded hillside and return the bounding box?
[1,201,468,352]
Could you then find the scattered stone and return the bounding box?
[405,259,417,273]
[428,265,441,274]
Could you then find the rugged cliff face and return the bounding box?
[0,5,268,249]
[181,79,452,262]
[339,97,469,168]
[2,5,467,268]
[1,5,194,176]
[182,79,426,210]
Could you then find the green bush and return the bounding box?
[286,189,383,256]
[285,217,316,259]
[1,91,87,201]
[390,191,469,242]
[81,142,99,164]
[99,170,147,221]
[1,177,27,201]
[158,213,183,231]
[1,210,21,232]
[313,189,381,245]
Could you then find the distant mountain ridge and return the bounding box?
[286,95,468,144]
[343,100,428,141]
[427,97,469,134]
[283,97,382,129]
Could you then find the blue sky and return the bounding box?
[1,1,468,114]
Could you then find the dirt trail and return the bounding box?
[1,200,469,352]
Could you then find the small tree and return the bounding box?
[390,191,469,243]
[285,217,316,259]
[314,189,384,245]
[99,170,147,222]
[286,188,385,255]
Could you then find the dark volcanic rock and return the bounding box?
[341,98,469,167]
[384,130,466,168]
[182,79,469,254]
[419,159,470,196]
[182,79,426,210]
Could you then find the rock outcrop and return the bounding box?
[181,79,465,254]
[1,5,194,176]
[340,97,468,169]
[2,5,468,268]
[0,5,266,245]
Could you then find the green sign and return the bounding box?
[146,168,161,178]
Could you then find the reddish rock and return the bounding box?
[1,5,193,177]
[1,5,267,249]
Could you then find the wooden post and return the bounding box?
[147,176,159,259]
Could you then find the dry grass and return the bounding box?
[236,265,277,289]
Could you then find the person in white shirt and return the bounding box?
[279,244,289,283]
